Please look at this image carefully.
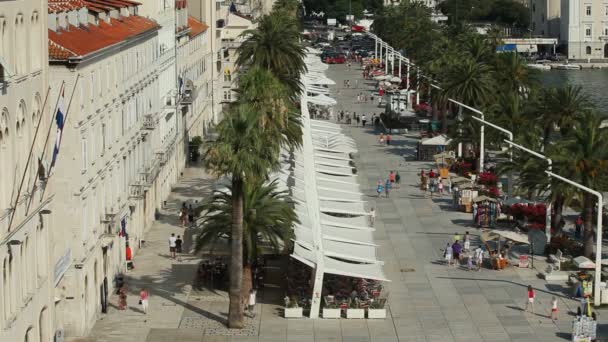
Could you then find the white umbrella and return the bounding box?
[308,94,337,106]
[382,81,392,87]
[373,76,385,81]
[390,76,402,83]
[483,230,529,244]
[305,76,336,86]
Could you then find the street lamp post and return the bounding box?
[471,116,513,198]
[504,140,552,244]
[448,99,484,172]
[545,171,604,307]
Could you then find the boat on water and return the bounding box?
[527,63,551,70]
[553,63,581,70]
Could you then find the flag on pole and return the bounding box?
[178,75,183,95]
[50,89,65,167]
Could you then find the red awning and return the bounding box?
[351,25,365,32]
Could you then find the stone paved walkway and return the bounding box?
[69,64,607,342]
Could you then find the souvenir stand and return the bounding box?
[473,195,500,228]
[417,135,450,161]
[452,182,478,213]
[434,151,455,179]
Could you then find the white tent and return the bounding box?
[421,134,451,146]
[284,76,389,318]
[308,94,337,106]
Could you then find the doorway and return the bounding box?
[604,44,608,58]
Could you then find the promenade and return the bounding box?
[69,63,600,342]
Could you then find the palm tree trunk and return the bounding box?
[228,176,245,329]
[242,263,253,308]
[583,193,595,258]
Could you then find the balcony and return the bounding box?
[217,19,225,29]
[129,183,143,199]
[142,114,156,130]
[157,151,168,165]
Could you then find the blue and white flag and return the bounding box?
[50,89,65,168]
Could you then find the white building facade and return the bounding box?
[47,0,165,337]
[176,2,214,159]
[222,11,255,103]
[531,0,561,38]
[560,0,608,59]
[0,0,54,341]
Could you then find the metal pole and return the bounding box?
[546,171,603,306]
[471,116,513,197]
[480,112,485,172]
[398,56,402,79]
[385,47,389,74]
[406,64,410,90]
[375,37,378,60]
[505,140,552,243]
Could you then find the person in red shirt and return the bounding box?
[525,285,535,313]
[429,169,436,179]
[125,243,134,270]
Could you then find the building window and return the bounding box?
[101,123,106,154]
[586,5,592,16]
[586,26,592,37]
[586,46,592,54]
[224,70,231,82]
[605,6,608,16]
[604,27,608,36]
[223,91,231,101]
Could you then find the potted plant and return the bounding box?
[367,298,387,319]
[322,297,341,319]
[284,296,303,318]
[346,299,365,319]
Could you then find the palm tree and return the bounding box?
[536,85,591,149]
[552,111,608,257]
[443,57,494,108]
[236,13,306,95]
[493,52,537,95]
[195,180,297,302]
[202,105,279,328]
[237,67,303,148]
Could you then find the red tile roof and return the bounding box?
[49,15,159,60]
[188,16,208,38]
[48,0,87,13]
[48,0,140,13]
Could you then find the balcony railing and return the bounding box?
[142,114,156,130]
[129,183,143,199]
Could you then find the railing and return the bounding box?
[222,40,242,49]
[142,114,156,130]
[129,183,143,199]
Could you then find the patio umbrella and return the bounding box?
[373,76,385,81]
[574,256,595,269]
[390,76,402,83]
[382,81,392,87]
[473,195,497,203]
[490,230,529,244]
[372,70,384,76]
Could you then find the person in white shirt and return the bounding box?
[248,289,257,318]
[168,233,177,259]
[474,246,484,271]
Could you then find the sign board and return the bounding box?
[518,255,529,268]
[327,18,337,26]
[54,248,72,286]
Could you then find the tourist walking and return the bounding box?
[395,171,401,189]
[389,171,396,187]
[452,241,462,264]
[575,216,583,239]
[355,114,360,126]
[443,242,453,267]
[467,253,474,271]
[376,180,384,198]
[429,169,436,179]
[361,114,367,126]
[474,245,484,271]
[369,207,376,226]
[357,93,361,102]
[188,204,194,225]
[168,233,177,259]
[180,203,188,226]
[386,134,392,145]
[379,133,385,145]
[550,296,558,320]
[524,285,535,313]
[355,79,358,88]
[175,235,183,262]
[248,288,257,318]
[438,179,444,194]
[118,284,128,310]
[385,179,391,198]
[139,288,149,314]
[463,231,470,252]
